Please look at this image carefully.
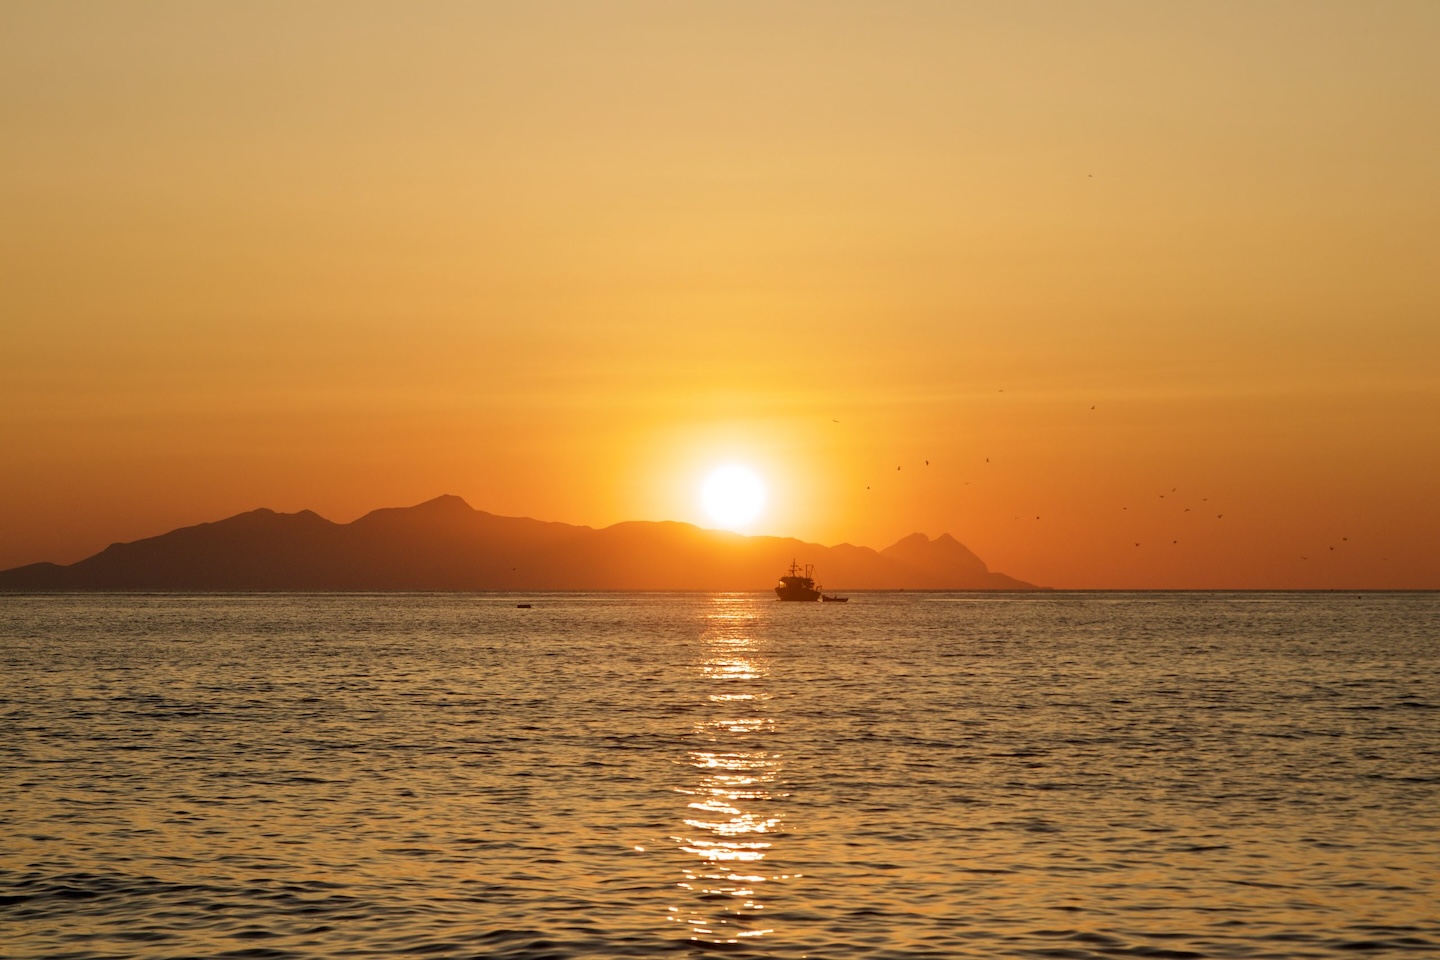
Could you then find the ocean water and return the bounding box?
[2,592,1438,959]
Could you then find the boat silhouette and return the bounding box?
[775,560,827,601]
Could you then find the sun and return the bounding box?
[700,465,767,531]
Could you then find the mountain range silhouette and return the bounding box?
[0,495,1041,591]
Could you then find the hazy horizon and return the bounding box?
[2,491,1434,592]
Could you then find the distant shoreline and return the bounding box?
[0,495,1042,592]
[8,588,1437,596]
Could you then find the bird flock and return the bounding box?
[836,397,1356,566]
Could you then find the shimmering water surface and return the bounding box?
[2,592,1438,959]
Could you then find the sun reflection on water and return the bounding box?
[670,597,789,945]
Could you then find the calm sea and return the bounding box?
[2,592,1437,959]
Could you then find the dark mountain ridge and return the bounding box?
[0,495,1041,591]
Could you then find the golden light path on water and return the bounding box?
[671,597,793,945]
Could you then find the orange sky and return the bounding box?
[3,2,1438,589]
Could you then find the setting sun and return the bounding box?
[700,466,767,532]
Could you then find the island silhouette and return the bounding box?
[0,495,1041,591]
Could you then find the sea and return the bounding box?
[2,592,1437,959]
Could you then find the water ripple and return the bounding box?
[2,591,1438,958]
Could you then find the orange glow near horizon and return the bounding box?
[1,4,1438,588]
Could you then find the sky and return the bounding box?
[2,1,1438,589]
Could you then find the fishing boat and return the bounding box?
[775,560,823,601]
